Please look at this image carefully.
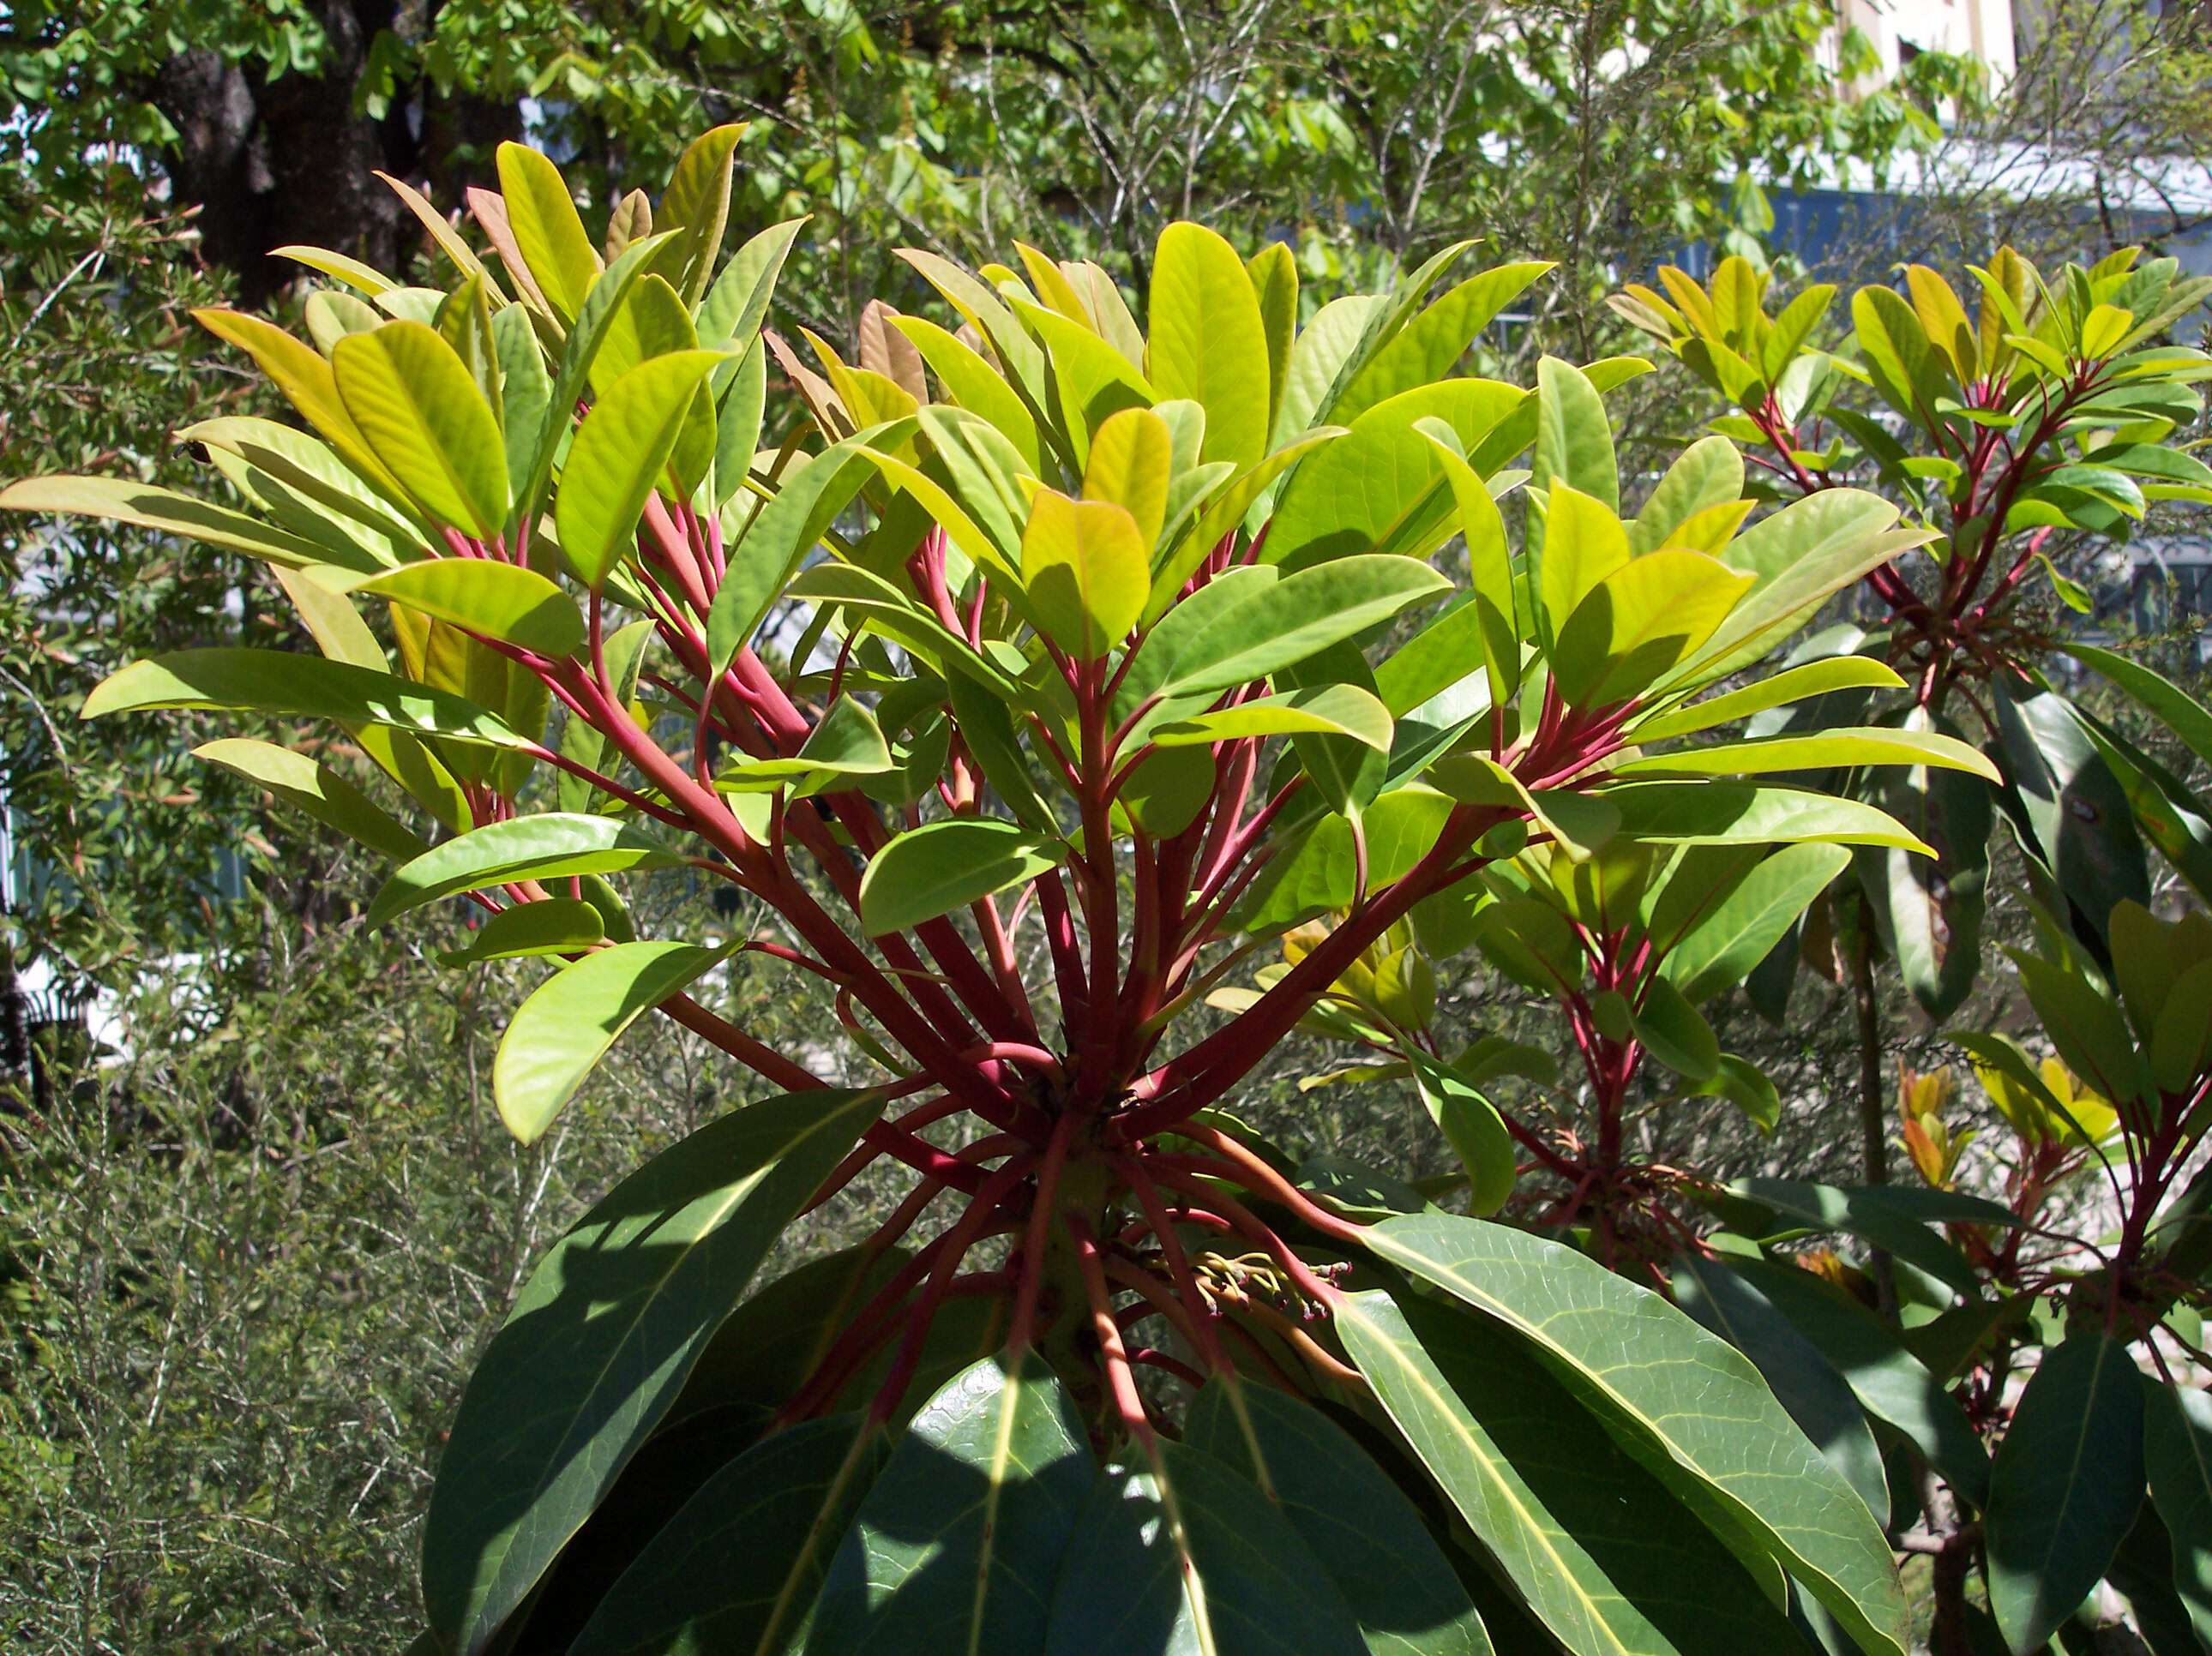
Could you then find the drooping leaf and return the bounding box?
[192,736,426,862]
[811,1357,1092,1654]
[2145,1378,2212,1650]
[1405,1050,1516,1216]
[493,941,731,1143]
[436,897,605,967]
[82,649,528,748]
[1727,1257,1990,1509]
[1601,783,1932,856]
[0,475,368,572]
[1360,1213,1909,1654]
[1985,1335,2146,1655]
[1182,1381,1493,1655]
[1723,1179,2012,1297]
[858,819,1063,935]
[366,813,686,927]
[1662,843,1850,1004]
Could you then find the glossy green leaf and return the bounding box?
[700,217,808,348]
[1236,786,1455,928]
[1126,556,1450,708]
[1336,1288,1807,1656]
[1601,783,1932,855]
[556,349,729,588]
[1392,1050,1510,1215]
[1147,221,1271,470]
[1331,262,1551,427]
[1633,657,1903,744]
[858,819,1063,935]
[1662,843,1850,1004]
[1986,1335,2146,1654]
[1628,435,1746,555]
[493,941,732,1143]
[436,897,605,967]
[1990,678,2149,951]
[1360,1213,1908,1654]
[192,736,426,862]
[1043,1443,1369,1656]
[2064,642,2212,772]
[1632,975,1719,1079]
[353,559,585,658]
[82,648,528,748]
[812,1356,1092,1654]
[1531,356,1619,511]
[421,1087,881,1651]
[1860,713,1993,1021]
[1614,726,1998,783]
[1183,1381,1493,1655]
[332,321,509,537]
[570,1415,886,1656]
[2011,949,2152,1105]
[367,813,685,928]
[1151,684,1392,752]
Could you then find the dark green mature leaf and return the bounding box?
[421,1088,881,1653]
[82,648,529,747]
[366,813,685,927]
[1985,1335,2146,1654]
[811,1356,1092,1654]
[1183,1382,1494,1655]
[493,941,731,1143]
[2065,642,2212,772]
[1991,678,2149,957]
[1857,712,1992,1021]
[568,1415,886,1656]
[857,818,1064,935]
[1336,1290,1806,1656]
[1727,1258,1989,1509]
[1043,1444,1370,1656]
[1673,1253,1889,1524]
[1360,1213,1908,1654]
[2144,1377,2212,1649]
[1724,1179,2010,1296]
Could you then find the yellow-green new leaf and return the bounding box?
[1081,406,1172,549]
[1021,489,1148,659]
[333,321,511,537]
[194,737,427,862]
[1537,483,1632,643]
[353,560,586,658]
[1613,727,2001,783]
[1147,221,1271,470]
[1150,684,1393,750]
[1553,549,1753,707]
[496,141,602,322]
[556,350,728,588]
[495,941,730,1143]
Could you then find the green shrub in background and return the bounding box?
[8,125,2212,1655]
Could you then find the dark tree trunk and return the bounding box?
[142,0,518,306]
